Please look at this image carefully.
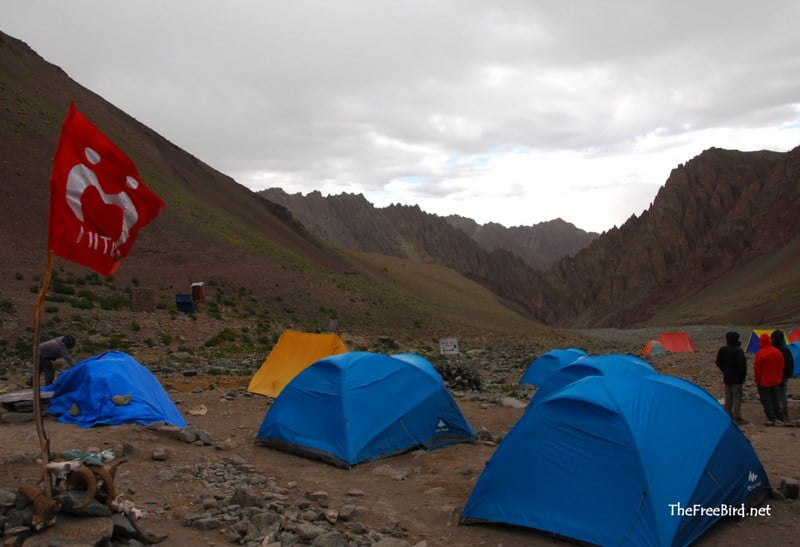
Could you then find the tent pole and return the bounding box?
[31,250,54,497]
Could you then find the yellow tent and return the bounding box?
[247,330,348,397]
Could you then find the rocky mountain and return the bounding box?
[261,188,597,270]
[445,216,598,270]
[536,147,800,326]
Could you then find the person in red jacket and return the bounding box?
[754,333,785,425]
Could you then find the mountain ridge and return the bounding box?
[2,29,799,335]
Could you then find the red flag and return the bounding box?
[48,102,164,275]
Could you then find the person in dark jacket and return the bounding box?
[34,335,76,386]
[715,331,748,424]
[754,333,784,425]
[771,330,795,421]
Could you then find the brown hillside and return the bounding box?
[539,147,800,327]
[0,30,546,344]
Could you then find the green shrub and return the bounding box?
[99,294,127,310]
[71,299,94,310]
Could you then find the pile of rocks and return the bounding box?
[432,358,482,391]
[175,455,422,546]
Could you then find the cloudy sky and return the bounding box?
[2,1,799,233]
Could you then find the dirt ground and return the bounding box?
[1,329,799,546]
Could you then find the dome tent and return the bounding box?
[532,353,656,402]
[247,330,348,398]
[642,339,666,355]
[256,352,475,468]
[45,351,185,428]
[518,348,587,386]
[462,374,770,546]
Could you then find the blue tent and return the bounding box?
[790,342,800,377]
[462,374,770,546]
[391,353,439,377]
[532,353,656,402]
[256,351,475,467]
[518,348,587,386]
[45,351,186,428]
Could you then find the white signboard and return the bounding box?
[439,337,459,355]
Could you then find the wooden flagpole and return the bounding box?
[31,250,55,497]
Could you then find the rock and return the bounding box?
[221,454,248,466]
[322,509,338,524]
[188,404,208,416]
[311,531,349,547]
[55,491,113,517]
[0,487,16,510]
[0,411,35,423]
[295,522,326,542]
[500,396,526,409]
[345,489,365,497]
[193,517,222,530]
[111,394,132,406]
[215,438,238,450]
[372,538,411,547]
[779,477,799,499]
[3,525,30,544]
[110,512,137,539]
[151,446,170,461]
[196,429,213,445]
[154,424,183,439]
[338,504,356,521]
[229,487,262,508]
[251,509,282,539]
[178,425,199,443]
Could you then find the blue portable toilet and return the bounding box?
[532,353,656,402]
[175,293,195,314]
[45,351,186,428]
[519,348,587,386]
[462,374,770,546]
[256,351,475,467]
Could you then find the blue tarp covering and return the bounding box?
[462,374,770,546]
[532,353,656,402]
[45,351,186,428]
[518,348,587,386]
[256,351,475,467]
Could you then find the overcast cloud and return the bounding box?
[2,1,799,232]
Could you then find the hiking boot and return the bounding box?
[773,420,785,427]
[764,420,776,426]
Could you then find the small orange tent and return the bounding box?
[641,340,666,355]
[657,332,696,353]
[247,330,348,398]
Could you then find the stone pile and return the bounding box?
[172,455,423,546]
[432,358,482,391]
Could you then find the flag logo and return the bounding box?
[48,102,164,275]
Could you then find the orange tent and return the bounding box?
[657,332,696,352]
[789,329,800,343]
[641,340,666,355]
[247,330,348,398]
